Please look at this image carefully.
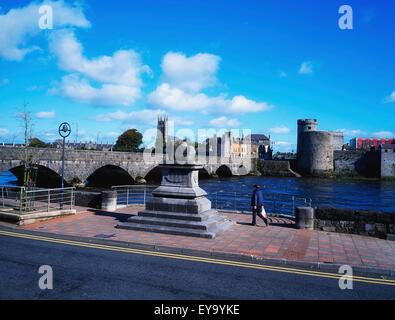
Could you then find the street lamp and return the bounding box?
[58,122,71,190]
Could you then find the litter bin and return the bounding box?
[101,190,117,212]
[295,207,314,229]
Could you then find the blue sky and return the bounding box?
[0,0,394,151]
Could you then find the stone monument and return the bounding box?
[117,163,234,238]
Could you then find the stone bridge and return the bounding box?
[0,146,252,184]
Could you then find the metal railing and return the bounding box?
[210,191,312,216]
[0,186,75,214]
[0,186,25,211]
[111,185,312,217]
[112,185,156,207]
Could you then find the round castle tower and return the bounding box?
[296,119,334,175]
[297,119,318,159]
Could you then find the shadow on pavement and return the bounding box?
[88,209,132,223]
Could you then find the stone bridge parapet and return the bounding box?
[0,146,252,183]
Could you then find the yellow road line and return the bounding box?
[0,229,394,287]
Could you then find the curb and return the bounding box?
[0,224,394,279]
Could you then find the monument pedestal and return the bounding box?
[117,164,234,238]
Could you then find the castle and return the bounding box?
[296,119,344,175]
[296,119,395,178]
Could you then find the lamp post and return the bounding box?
[59,123,71,208]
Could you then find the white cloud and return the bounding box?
[42,131,57,139]
[0,1,90,61]
[161,52,220,92]
[275,141,291,146]
[95,109,166,124]
[209,116,240,128]
[36,111,55,119]
[102,131,120,139]
[228,96,273,113]
[95,109,193,128]
[384,91,395,103]
[373,131,394,138]
[148,83,220,111]
[273,140,294,152]
[50,30,150,87]
[49,30,150,106]
[173,117,194,126]
[0,128,10,136]
[299,61,313,75]
[269,126,290,134]
[148,83,273,114]
[148,51,274,114]
[51,74,141,106]
[337,128,364,137]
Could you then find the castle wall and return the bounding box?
[331,132,344,151]
[258,160,294,177]
[334,150,362,175]
[334,150,381,177]
[381,148,395,178]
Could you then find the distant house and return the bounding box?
[53,140,114,151]
[350,138,394,151]
[245,134,272,160]
[205,132,272,160]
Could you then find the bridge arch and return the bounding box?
[144,165,162,183]
[9,164,69,188]
[85,165,134,188]
[216,165,233,178]
[199,167,211,180]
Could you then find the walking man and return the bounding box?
[251,184,269,226]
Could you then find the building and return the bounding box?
[296,119,344,175]
[205,132,232,158]
[245,134,272,160]
[350,138,395,151]
[231,137,251,159]
[205,135,221,157]
[205,132,256,159]
[381,144,395,178]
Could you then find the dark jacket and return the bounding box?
[251,189,264,207]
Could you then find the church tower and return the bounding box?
[156,115,169,155]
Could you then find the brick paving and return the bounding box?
[19,206,395,272]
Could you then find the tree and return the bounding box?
[17,103,33,148]
[114,129,143,152]
[16,103,34,187]
[29,137,47,148]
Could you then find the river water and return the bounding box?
[1,170,394,213]
[199,176,395,214]
[0,171,17,186]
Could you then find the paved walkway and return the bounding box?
[17,206,395,273]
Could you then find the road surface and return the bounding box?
[0,230,394,300]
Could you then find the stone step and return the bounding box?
[126,214,225,231]
[138,209,217,222]
[116,222,217,239]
